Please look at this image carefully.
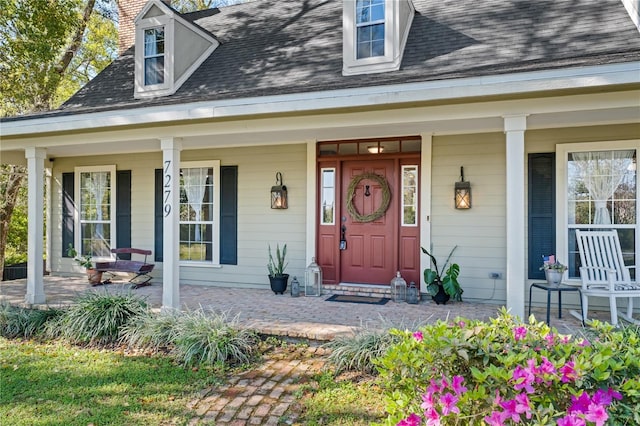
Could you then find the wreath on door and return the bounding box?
[346,172,391,222]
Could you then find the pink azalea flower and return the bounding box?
[569,391,592,414]
[440,376,450,389]
[515,393,533,419]
[585,403,608,426]
[513,326,527,341]
[511,365,536,393]
[458,320,466,328]
[559,334,571,344]
[439,392,460,416]
[397,413,422,426]
[559,361,578,383]
[413,331,424,342]
[539,356,556,375]
[545,332,556,347]
[592,388,622,406]
[421,392,436,410]
[451,375,467,395]
[484,410,507,426]
[499,399,522,422]
[424,407,441,426]
[427,378,443,394]
[557,414,587,426]
[578,338,590,347]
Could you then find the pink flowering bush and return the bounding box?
[375,309,640,425]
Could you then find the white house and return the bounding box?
[1,0,639,318]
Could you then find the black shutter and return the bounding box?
[116,170,132,259]
[528,153,555,279]
[62,172,75,257]
[154,169,163,262]
[220,166,238,265]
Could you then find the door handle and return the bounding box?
[340,225,347,250]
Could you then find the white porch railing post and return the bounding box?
[504,115,528,319]
[161,138,182,310]
[25,147,46,304]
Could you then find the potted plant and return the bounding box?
[421,246,463,304]
[540,255,567,286]
[267,243,289,294]
[67,244,103,285]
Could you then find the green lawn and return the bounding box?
[0,338,223,426]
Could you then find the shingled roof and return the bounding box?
[12,0,640,119]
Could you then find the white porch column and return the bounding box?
[25,147,46,305]
[305,140,317,265]
[161,138,182,310]
[503,115,527,319]
[419,133,433,293]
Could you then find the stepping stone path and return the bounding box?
[187,345,329,425]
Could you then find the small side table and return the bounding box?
[528,282,584,325]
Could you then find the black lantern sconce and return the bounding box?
[454,166,471,209]
[271,172,288,209]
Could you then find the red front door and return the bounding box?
[340,160,397,284]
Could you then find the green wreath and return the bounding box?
[346,172,391,222]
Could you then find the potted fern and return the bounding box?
[267,243,289,294]
[421,246,463,304]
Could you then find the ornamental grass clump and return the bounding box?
[48,291,147,345]
[120,307,181,351]
[171,308,259,367]
[0,302,62,339]
[376,308,640,425]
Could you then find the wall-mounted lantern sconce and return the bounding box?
[271,172,288,209]
[454,166,471,209]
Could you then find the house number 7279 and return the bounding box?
[164,160,172,217]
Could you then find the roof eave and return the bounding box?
[2,61,639,138]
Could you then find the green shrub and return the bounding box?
[49,291,147,345]
[171,308,258,367]
[324,325,400,375]
[376,308,640,425]
[0,302,61,339]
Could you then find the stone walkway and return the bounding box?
[186,345,329,425]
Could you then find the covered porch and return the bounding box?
[0,276,593,340]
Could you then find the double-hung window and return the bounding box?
[558,142,638,278]
[75,166,116,258]
[144,27,165,86]
[356,0,385,59]
[179,161,220,265]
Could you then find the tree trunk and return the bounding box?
[0,166,26,276]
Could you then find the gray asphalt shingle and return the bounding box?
[10,0,640,119]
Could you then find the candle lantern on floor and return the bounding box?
[391,271,407,302]
[407,281,419,304]
[305,257,323,296]
[290,276,300,297]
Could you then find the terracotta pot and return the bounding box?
[87,268,103,285]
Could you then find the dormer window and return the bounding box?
[356,0,385,59]
[134,0,219,99]
[144,27,165,85]
[343,0,415,76]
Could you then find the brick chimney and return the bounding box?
[118,0,172,55]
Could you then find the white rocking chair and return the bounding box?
[575,230,640,326]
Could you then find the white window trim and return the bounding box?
[343,0,415,76]
[179,160,221,266]
[556,139,640,282]
[74,165,117,262]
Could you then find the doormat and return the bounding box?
[325,294,390,305]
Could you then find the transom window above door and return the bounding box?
[318,137,421,157]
